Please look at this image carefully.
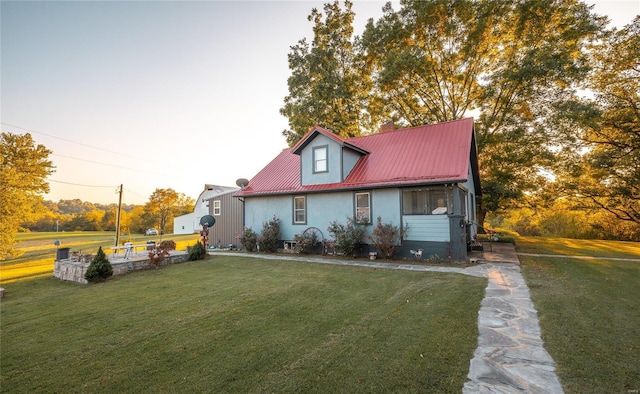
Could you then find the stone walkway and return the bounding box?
[462,262,563,393]
[211,248,564,393]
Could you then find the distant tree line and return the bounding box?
[22,190,194,235]
[1,130,195,260]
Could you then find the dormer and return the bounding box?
[292,126,368,186]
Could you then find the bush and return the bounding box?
[294,231,319,254]
[258,216,280,252]
[238,227,258,252]
[188,241,207,261]
[84,246,113,283]
[148,240,176,268]
[368,217,407,260]
[327,216,367,257]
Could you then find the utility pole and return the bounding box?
[114,184,123,247]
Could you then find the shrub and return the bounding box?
[294,231,319,254]
[188,241,207,261]
[148,240,176,268]
[258,216,280,252]
[84,246,113,283]
[368,217,407,260]
[327,216,367,257]
[238,227,258,252]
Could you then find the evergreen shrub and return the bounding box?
[84,246,113,283]
[188,241,207,261]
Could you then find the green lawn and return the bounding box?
[517,237,640,394]
[0,256,486,393]
[1,232,201,284]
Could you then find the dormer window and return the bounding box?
[313,146,328,173]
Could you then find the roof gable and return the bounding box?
[292,125,368,155]
[236,118,478,196]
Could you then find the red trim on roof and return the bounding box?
[236,118,478,197]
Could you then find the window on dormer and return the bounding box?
[313,146,327,173]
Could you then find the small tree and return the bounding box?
[368,217,407,260]
[84,246,113,283]
[327,216,366,257]
[148,240,176,268]
[258,216,280,252]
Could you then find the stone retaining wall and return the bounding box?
[53,251,189,284]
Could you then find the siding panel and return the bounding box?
[403,215,450,242]
[207,193,244,248]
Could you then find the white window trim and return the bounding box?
[293,196,306,224]
[313,145,328,173]
[213,200,221,216]
[355,192,371,224]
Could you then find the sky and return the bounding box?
[2,0,638,206]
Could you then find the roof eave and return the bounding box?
[234,177,470,197]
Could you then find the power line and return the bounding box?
[48,179,119,188]
[1,122,156,165]
[51,153,164,176]
[3,122,202,182]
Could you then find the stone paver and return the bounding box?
[211,249,563,393]
[463,263,563,394]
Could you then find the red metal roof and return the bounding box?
[236,118,477,197]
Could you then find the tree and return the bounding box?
[282,0,605,225]
[360,0,605,225]
[84,246,113,283]
[143,188,194,235]
[560,17,640,225]
[281,0,376,145]
[0,132,54,260]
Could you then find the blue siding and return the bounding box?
[245,188,406,244]
[245,187,462,248]
[403,215,450,242]
[300,135,342,186]
[244,196,292,237]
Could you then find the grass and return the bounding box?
[517,236,640,394]
[0,256,486,393]
[4,232,638,392]
[516,236,640,259]
[0,232,201,284]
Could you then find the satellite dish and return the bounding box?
[236,178,249,188]
[200,215,216,227]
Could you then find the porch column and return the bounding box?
[449,184,467,262]
[449,214,467,262]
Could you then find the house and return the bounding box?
[234,118,481,261]
[173,184,239,236]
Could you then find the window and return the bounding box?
[355,192,371,223]
[402,187,451,215]
[213,200,221,216]
[459,189,467,218]
[293,196,306,224]
[313,146,328,173]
